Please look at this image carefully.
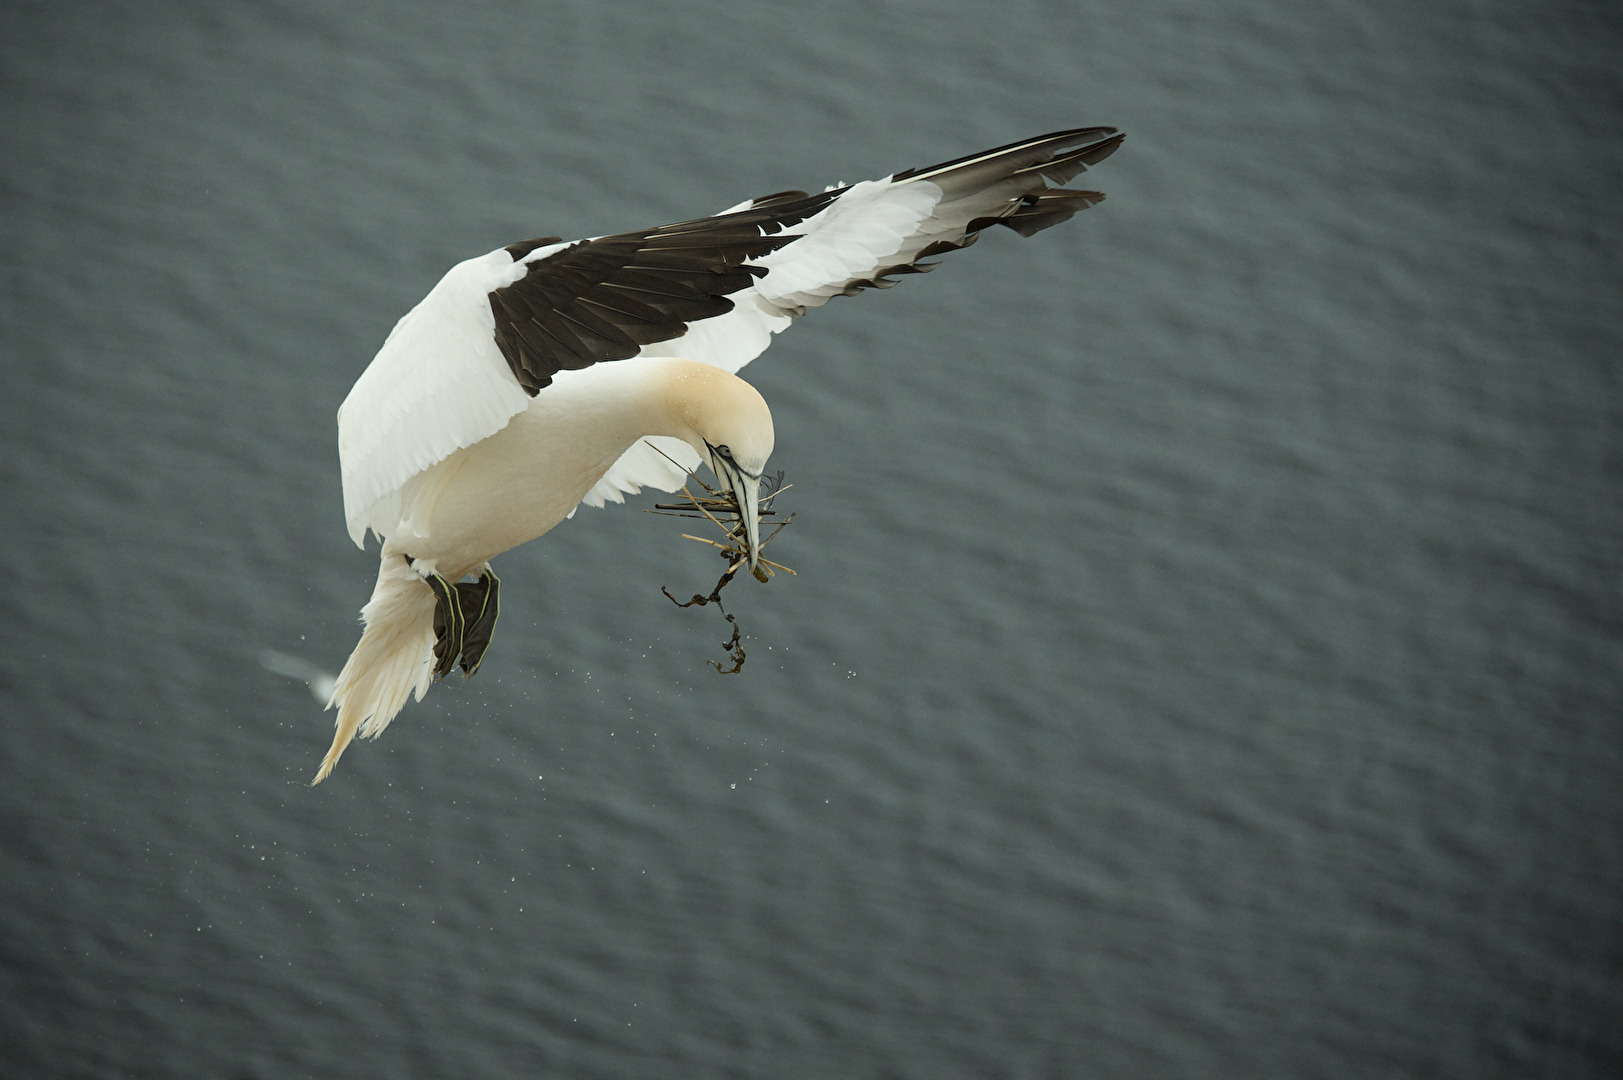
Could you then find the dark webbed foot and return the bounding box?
[424,571,465,679]
[454,566,500,676]
[423,564,501,680]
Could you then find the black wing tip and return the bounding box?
[1063,130,1126,169]
[996,189,1108,237]
[892,126,1123,182]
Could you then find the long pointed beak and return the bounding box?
[712,454,762,572]
[732,469,762,573]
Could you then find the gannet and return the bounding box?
[315,126,1124,783]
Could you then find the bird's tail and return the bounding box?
[314,551,436,784]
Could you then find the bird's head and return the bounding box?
[663,361,775,572]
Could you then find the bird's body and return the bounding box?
[368,356,768,581]
[315,127,1124,783]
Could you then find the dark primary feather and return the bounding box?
[893,126,1122,191]
[489,189,839,393]
[487,128,1123,394]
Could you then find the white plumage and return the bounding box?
[315,127,1124,783]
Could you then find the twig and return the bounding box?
[643,445,794,674]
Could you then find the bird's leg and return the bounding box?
[452,565,500,678]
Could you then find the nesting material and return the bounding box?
[647,471,793,673]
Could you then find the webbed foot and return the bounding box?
[422,564,501,680]
[454,566,500,676]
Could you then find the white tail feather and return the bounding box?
[313,552,436,784]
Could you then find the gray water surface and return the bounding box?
[2,1,1620,1077]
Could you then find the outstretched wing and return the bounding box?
[338,127,1124,542]
[580,126,1124,505]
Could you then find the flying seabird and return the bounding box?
[315,126,1125,783]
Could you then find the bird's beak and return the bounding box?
[735,471,762,573]
[711,451,762,573]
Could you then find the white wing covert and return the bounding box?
[338,249,540,547]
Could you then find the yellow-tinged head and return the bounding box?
[660,360,775,571]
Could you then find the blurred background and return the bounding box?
[2,1,1619,1076]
